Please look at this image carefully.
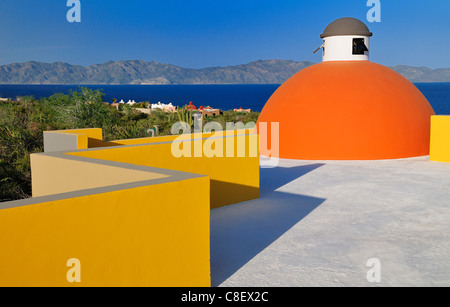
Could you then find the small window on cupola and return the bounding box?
[352,38,368,55]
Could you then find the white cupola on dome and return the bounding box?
[317,17,373,62]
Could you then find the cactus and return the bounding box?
[176,106,194,127]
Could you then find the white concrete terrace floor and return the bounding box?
[210,156,450,287]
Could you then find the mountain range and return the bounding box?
[0,59,448,85]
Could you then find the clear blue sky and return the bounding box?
[0,0,448,68]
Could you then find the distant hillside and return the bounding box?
[390,65,450,83]
[0,59,448,84]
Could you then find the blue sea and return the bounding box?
[0,83,449,114]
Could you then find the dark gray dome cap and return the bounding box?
[320,17,373,38]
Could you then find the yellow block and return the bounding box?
[0,176,210,287]
[44,129,103,151]
[64,128,103,148]
[430,115,450,162]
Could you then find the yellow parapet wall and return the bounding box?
[430,116,450,163]
[0,152,210,287]
[31,153,169,197]
[43,128,103,152]
[67,130,260,209]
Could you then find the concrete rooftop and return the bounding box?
[210,156,450,287]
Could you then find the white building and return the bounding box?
[151,102,176,112]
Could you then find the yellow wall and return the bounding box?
[430,116,450,162]
[69,132,260,209]
[0,176,210,287]
[42,128,259,208]
[43,128,103,152]
[64,128,103,148]
[96,130,255,148]
[31,153,168,197]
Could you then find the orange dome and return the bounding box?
[258,61,435,160]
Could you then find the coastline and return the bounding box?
[1,83,449,114]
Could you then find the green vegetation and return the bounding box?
[0,87,259,202]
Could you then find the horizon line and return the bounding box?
[0,59,448,70]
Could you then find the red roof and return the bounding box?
[186,101,197,110]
